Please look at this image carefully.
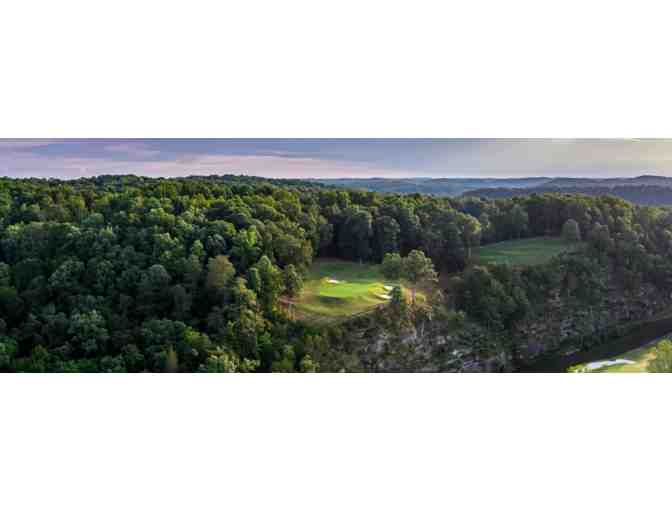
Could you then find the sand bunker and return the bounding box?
[383,285,394,291]
[327,278,342,284]
[585,359,635,371]
[377,294,391,300]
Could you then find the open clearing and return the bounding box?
[288,258,404,324]
[475,237,585,266]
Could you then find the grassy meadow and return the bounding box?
[475,237,585,267]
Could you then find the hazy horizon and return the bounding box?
[2,139,672,179]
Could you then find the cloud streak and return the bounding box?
[2,139,672,179]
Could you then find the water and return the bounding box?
[518,315,672,372]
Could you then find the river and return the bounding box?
[518,315,672,372]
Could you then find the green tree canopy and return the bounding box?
[562,219,581,243]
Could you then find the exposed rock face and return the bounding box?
[337,310,497,372]
[334,273,672,372]
[516,282,671,360]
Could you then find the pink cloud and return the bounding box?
[0,150,402,179]
[103,143,162,159]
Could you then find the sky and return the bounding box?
[1,139,672,179]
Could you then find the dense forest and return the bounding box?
[2,174,672,372]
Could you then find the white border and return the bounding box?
[2,1,672,138]
[3,1,672,509]
[3,375,671,509]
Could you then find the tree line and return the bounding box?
[2,175,672,371]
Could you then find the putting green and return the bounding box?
[289,259,401,323]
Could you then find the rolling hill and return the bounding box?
[314,175,672,204]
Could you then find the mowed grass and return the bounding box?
[572,344,658,373]
[580,338,670,373]
[594,345,657,373]
[290,259,401,324]
[475,237,585,267]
